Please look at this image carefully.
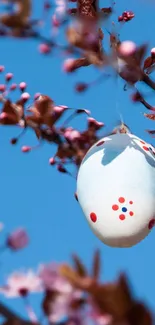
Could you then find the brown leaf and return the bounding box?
[70,297,86,309]
[92,249,101,280]
[42,290,59,316]
[68,58,91,72]
[110,33,121,49]
[13,101,24,119]
[144,113,155,120]
[145,129,155,135]
[98,28,104,40]
[0,0,31,29]
[145,64,155,75]
[85,51,104,66]
[100,7,112,15]
[59,264,94,290]
[126,302,153,325]
[133,44,147,66]
[28,95,54,117]
[0,113,19,125]
[59,264,81,287]
[34,128,41,139]
[66,27,81,48]
[56,144,75,160]
[2,100,15,114]
[72,254,87,277]
[2,99,24,123]
[26,115,43,126]
[88,274,134,320]
[143,56,153,70]
[3,320,22,325]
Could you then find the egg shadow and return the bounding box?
[101,147,125,165]
[81,134,155,168]
[131,137,155,168]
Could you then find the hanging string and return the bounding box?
[114,67,123,125]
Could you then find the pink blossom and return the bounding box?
[0,112,7,119]
[90,305,113,325]
[39,263,74,293]
[82,109,91,115]
[48,295,82,323]
[49,157,56,165]
[64,128,81,141]
[0,271,42,297]
[5,73,13,81]
[18,120,25,128]
[21,146,31,153]
[10,83,17,91]
[52,14,61,28]
[19,82,27,91]
[34,92,41,100]
[118,41,136,56]
[92,314,112,325]
[0,66,4,72]
[151,47,155,57]
[7,228,29,251]
[39,263,83,322]
[88,117,104,129]
[39,43,51,54]
[63,58,76,72]
[0,84,6,92]
[118,11,135,22]
[21,92,30,102]
[53,105,68,113]
[55,0,67,16]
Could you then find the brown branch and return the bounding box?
[142,73,155,90]
[0,301,38,325]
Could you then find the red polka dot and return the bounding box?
[119,214,125,220]
[112,204,119,211]
[143,146,149,151]
[148,218,155,230]
[90,212,97,223]
[129,201,133,204]
[129,211,134,216]
[140,140,145,144]
[96,140,105,147]
[118,197,125,203]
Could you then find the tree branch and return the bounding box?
[0,301,38,325]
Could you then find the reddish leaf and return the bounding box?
[75,83,89,92]
[144,113,155,120]
[145,129,155,135]
[92,250,101,280]
[72,254,87,277]
[143,56,153,70]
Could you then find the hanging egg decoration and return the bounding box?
[76,131,155,248]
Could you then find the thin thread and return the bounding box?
[114,71,123,124]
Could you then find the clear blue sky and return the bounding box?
[0,0,155,319]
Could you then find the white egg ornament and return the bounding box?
[76,132,155,247]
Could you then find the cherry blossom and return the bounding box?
[39,263,74,293]
[118,41,136,56]
[0,271,42,297]
[7,228,29,251]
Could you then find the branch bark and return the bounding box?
[0,301,38,325]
